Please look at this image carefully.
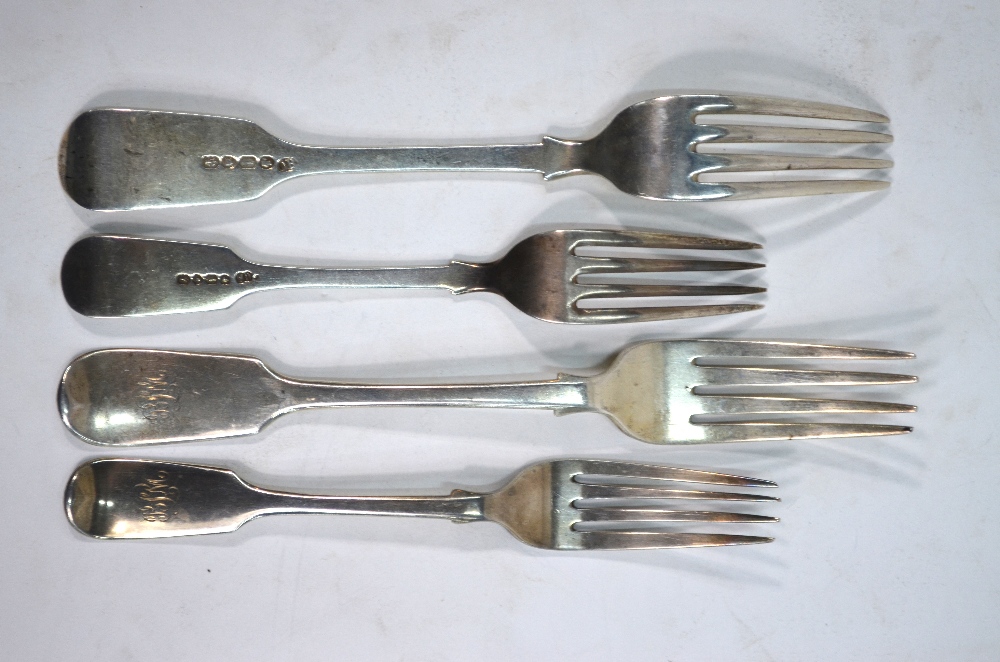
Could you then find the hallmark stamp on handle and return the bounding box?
[175,270,258,286]
[201,155,294,172]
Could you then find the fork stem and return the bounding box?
[252,261,487,293]
[280,376,590,412]
[254,489,487,521]
[288,138,584,179]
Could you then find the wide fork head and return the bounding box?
[580,94,891,201]
[483,459,778,550]
[589,340,916,444]
[479,228,765,323]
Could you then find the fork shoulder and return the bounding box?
[482,463,556,548]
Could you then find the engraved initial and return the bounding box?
[137,371,178,421]
[136,470,179,522]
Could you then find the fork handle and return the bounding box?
[288,137,583,178]
[252,261,487,293]
[280,375,590,411]
[254,490,486,521]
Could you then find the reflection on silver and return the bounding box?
[61,232,765,323]
[60,95,891,211]
[58,341,916,447]
[66,458,778,550]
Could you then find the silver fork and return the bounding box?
[59,340,916,447]
[66,458,779,549]
[61,94,891,211]
[61,231,765,323]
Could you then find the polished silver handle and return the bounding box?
[285,138,581,178]
[252,261,486,293]
[255,490,486,521]
[279,376,591,412]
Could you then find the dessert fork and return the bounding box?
[61,231,765,323]
[59,341,916,447]
[66,458,778,549]
[61,94,891,211]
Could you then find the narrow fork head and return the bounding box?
[588,340,917,444]
[479,229,765,323]
[580,94,891,201]
[483,459,778,550]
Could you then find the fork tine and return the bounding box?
[567,229,762,250]
[578,485,779,501]
[577,509,779,523]
[716,95,890,123]
[712,125,892,144]
[687,340,914,360]
[697,366,917,386]
[575,256,764,273]
[698,422,912,443]
[578,284,766,298]
[572,459,777,487]
[706,154,893,172]
[696,395,917,415]
[579,531,773,549]
[577,304,763,323]
[721,180,890,199]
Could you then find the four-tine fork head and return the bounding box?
[578,94,891,201]
[479,228,766,323]
[588,340,917,444]
[483,459,778,550]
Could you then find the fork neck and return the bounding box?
[251,261,491,294]
[279,375,591,412]
[289,143,547,174]
[253,489,486,522]
[285,137,586,179]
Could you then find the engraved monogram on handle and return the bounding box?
[135,470,179,522]
[136,371,179,421]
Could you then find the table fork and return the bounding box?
[61,94,891,211]
[59,341,915,447]
[61,230,765,323]
[66,458,778,549]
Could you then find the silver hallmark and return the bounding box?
[201,154,294,172]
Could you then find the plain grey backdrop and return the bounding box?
[1,1,997,660]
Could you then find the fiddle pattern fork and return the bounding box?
[61,94,891,211]
[66,458,780,550]
[59,340,916,447]
[61,229,766,323]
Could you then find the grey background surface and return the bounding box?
[1,1,997,660]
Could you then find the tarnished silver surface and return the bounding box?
[59,341,916,447]
[66,457,778,549]
[61,231,765,323]
[60,95,891,210]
